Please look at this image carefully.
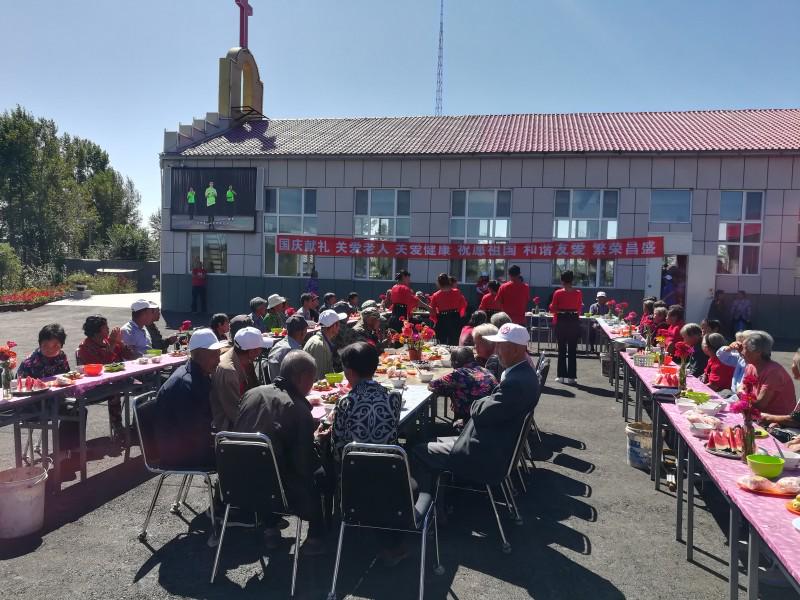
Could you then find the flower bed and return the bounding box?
[0,286,69,311]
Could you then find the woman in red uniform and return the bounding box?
[429,273,467,345]
[549,270,583,384]
[478,280,502,318]
[388,270,421,332]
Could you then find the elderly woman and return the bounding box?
[679,323,707,377]
[428,346,497,427]
[740,331,796,415]
[459,310,487,346]
[759,349,800,430]
[490,311,512,329]
[472,323,502,380]
[17,323,71,378]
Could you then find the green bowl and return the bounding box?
[746,454,785,479]
[324,372,344,384]
[145,349,162,356]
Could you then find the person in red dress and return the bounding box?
[663,305,685,354]
[700,333,735,392]
[638,298,656,335]
[478,280,502,318]
[388,270,426,332]
[496,265,530,325]
[429,273,468,345]
[549,270,583,384]
[191,258,208,313]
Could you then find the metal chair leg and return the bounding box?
[532,417,543,443]
[138,473,165,542]
[181,474,193,505]
[327,522,346,600]
[432,507,444,576]
[210,504,230,583]
[516,465,527,493]
[418,512,429,600]
[290,518,302,597]
[504,479,523,525]
[170,475,188,514]
[499,481,514,518]
[486,485,511,553]
[205,475,218,545]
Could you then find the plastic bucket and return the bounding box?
[626,422,653,471]
[0,464,48,538]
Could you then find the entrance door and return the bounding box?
[685,255,717,324]
[660,255,687,307]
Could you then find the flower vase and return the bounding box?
[678,365,687,391]
[741,419,756,462]
[408,347,422,361]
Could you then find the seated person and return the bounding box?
[121,299,155,358]
[646,306,670,339]
[235,350,328,554]
[760,349,800,429]
[490,311,512,329]
[154,329,226,469]
[304,309,345,379]
[472,323,503,380]
[210,313,230,342]
[210,327,269,431]
[264,294,288,330]
[700,318,721,336]
[741,331,796,415]
[700,333,734,392]
[332,301,359,350]
[347,292,360,313]
[17,323,71,378]
[638,298,655,335]
[428,347,497,427]
[413,324,538,492]
[351,307,387,350]
[589,291,610,316]
[332,342,402,461]
[322,292,337,312]
[267,315,308,382]
[248,297,269,333]
[664,305,685,354]
[717,330,752,394]
[679,323,707,377]
[298,293,319,323]
[459,311,487,346]
[146,306,177,352]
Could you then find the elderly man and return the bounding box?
[352,306,386,350]
[264,294,288,331]
[154,328,226,469]
[741,331,796,415]
[121,298,156,358]
[235,350,329,554]
[413,323,539,492]
[428,347,497,427]
[267,315,309,381]
[249,297,269,333]
[347,292,360,313]
[304,309,345,379]
[146,306,178,352]
[588,291,610,316]
[490,311,512,329]
[472,323,503,380]
[679,323,707,377]
[298,293,319,322]
[210,327,272,431]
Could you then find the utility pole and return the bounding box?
[435,0,444,116]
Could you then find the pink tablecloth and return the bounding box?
[620,352,721,398]
[661,404,800,585]
[595,319,627,340]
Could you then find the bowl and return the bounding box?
[324,372,344,384]
[696,401,723,416]
[676,399,696,413]
[779,450,800,470]
[440,358,452,368]
[659,365,678,375]
[689,423,715,439]
[747,454,785,479]
[83,363,103,376]
[625,348,637,356]
[390,377,406,389]
[145,349,163,356]
[418,371,434,383]
[150,356,162,364]
[137,357,150,364]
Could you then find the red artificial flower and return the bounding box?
[619,301,629,309]
[607,299,616,306]
[399,316,405,322]
[180,320,192,332]
[532,296,541,305]
[285,307,296,316]
[415,323,424,332]
[379,294,386,300]
[6,340,16,349]
[673,341,694,359]
[742,373,758,389]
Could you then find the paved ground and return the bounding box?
[50,291,161,308]
[1,303,799,599]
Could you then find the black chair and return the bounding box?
[132,392,218,544]
[211,431,305,594]
[327,443,443,600]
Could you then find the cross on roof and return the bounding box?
[235,0,253,48]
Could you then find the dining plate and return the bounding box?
[705,447,742,459]
[792,517,800,532]
[785,501,800,516]
[736,481,795,498]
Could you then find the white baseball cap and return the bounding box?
[187,327,228,351]
[131,298,159,311]
[596,291,607,298]
[234,326,274,351]
[319,309,347,327]
[267,294,287,309]
[485,323,530,346]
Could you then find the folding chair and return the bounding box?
[132,392,217,544]
[328,443,443,600]
[211,432,305,595]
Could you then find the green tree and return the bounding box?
[105,224,155,260]
[0,243,22,290]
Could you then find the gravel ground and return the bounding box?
[0,304,798,599]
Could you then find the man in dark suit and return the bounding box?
[413,323,539,491]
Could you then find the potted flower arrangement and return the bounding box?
[606,299,617,321]
[673,341,694,391]
[532,296,541,313]
[0,340,17,398]
[730,373,760,461]
[392,321,435,361]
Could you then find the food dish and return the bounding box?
[104,363,125,373]
[787,497,800,516]
[83,363,103,376]
[312,380,332,392]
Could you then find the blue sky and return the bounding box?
[2,0,799,218]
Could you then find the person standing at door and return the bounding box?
[730,290,752,333]
[186,186,196,220]
[205,181,217,226]
[550,270,582,385]
[191,258,208,313]
[226,184,236,221]
[496,265,530,325]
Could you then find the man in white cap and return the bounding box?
[588,291,610,353]
[303,309,346,380]
[210,327,273,431]
[264,293,288,331]
[413,323,539,492]
[120,299,157,358]
[154,328,227,470]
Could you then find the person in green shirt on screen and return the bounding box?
[186,186,196,220]
[205,181,217,226]
[226,184,236,221]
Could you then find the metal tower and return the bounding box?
[435,0,444,116]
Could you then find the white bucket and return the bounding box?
[626,422,653,471]
[0,465,48,538]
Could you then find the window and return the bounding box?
[353,189,410,280]
[264,188,317,276]
[551,189,618,287]
[449,190,511,281]
[190,233,227,273]
[717,191,762,275]
[651,189,691,223]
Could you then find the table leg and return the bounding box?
[635,380,643,423]
[653,402,662,491]
[79,398,87,481]
[686,449,695,562]
[50,397,60,490]
[747,524,759,600]
[123,391,131,461]
[676,436,684,542]
[622,371,630,422]
[622,361,630,406]
[729,502,741,600]
[614,353,620,401]
[13,416,23,467]
[650,400,659,483]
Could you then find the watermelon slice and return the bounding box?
[731,426,744,454]
[716,429,731,452]
[25,376,33,391]
[706,432,717,451]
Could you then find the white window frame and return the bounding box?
[551,189,619,288]
[449,189,512,282]
[717,190,763,276]
[189,232,228,274]
[650,189,692,223]
[263,187,317,277]
[353,189,411,280]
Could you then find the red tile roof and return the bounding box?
[176,109,800,157]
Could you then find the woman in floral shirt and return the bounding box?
[332,342,402,461]
[428,346,497,426]
[17,323,70,378]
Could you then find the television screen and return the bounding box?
[170,167,257,231]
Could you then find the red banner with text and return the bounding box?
[275,235,664,261]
